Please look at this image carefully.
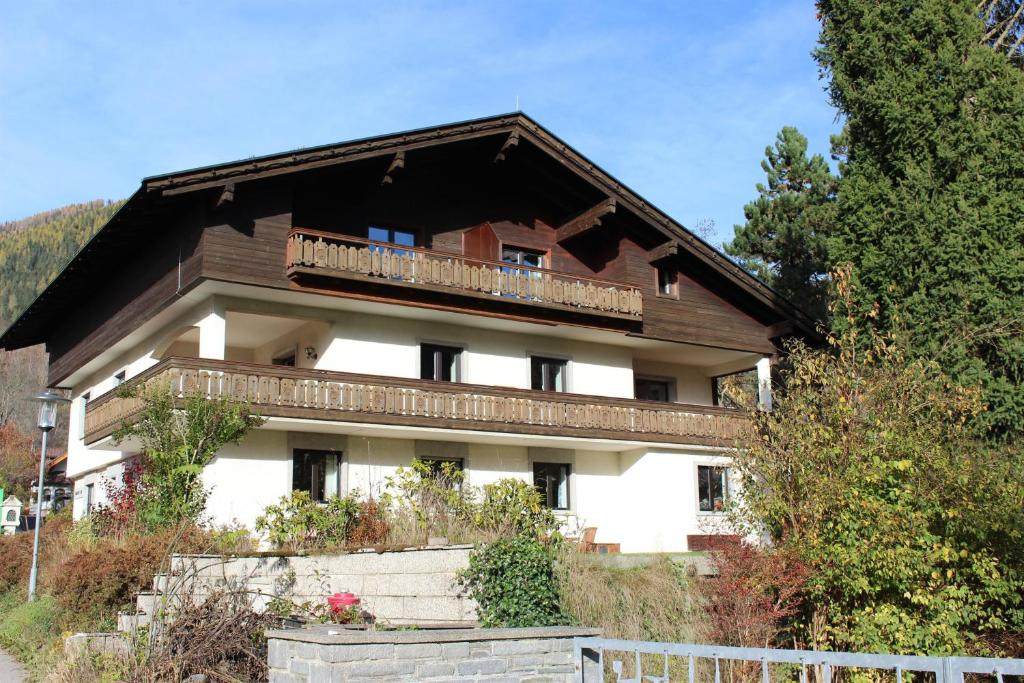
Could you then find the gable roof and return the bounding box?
[0,112,818,355]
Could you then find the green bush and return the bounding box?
[474,478,558,539]
[255,491,361,550]
[460,535,565,627]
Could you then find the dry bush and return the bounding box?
[41,524,209,623]
[0,512,72,593]
[347,497,389,547]
[557,547,702,643]
[143,588,276,683]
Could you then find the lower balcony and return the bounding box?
[83,358,746,447]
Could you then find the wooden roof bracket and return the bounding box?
[555,198,617,243]
[215,180,236,208]
[647,241,679,263]
[493,131,519,162]
[381,151,405,186]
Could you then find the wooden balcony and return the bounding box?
[84,358,745,448]
[285,229,643,325]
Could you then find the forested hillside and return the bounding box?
[0,199,124,325]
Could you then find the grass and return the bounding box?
[0,590,66,679]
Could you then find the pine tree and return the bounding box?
[816,0,1024,437]
[725,127,837,321]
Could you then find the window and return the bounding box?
[711,369,758,408]
[420,458,465,489]
[697,465,729,513]
[531,356,567,392]
[113,370,126,387]
[272,350,296,367]
[292,449,341,503]
[657,266,678,297]
[635,377,673,402]
[420,344,462,382]
[78,392,90,440]
[368,225,416,249]
[84,483,94,514]
[501,246,545,269]
[533,462,570,510]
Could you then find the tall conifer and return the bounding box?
[817,0,1024,437]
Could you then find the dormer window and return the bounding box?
[501,246,545,269]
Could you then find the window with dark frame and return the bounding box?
[501,246,545,269]
[272,350,297,367]
[420,344,462,382]
[292,449,342,503]
[533,462,570,510]
[657,266,678,296]
[368,225,416,249]
[697,465,729,512]
[113,370,126,387]
[531,356,567,392]
[419,458,465,489]
[634,377,673,402]
[84,483,94,514]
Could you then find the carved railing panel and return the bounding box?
[286,229,643,321]
[84,358,744,447]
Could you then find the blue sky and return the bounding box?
[0,1,838,248]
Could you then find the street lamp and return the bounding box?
[27,389,70,601]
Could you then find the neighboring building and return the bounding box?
[30,452,74,517]
[0,114,815,552]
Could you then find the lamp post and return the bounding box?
[27,389,70,601]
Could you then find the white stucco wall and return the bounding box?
[202,430,291,529]
[193,430,736,553]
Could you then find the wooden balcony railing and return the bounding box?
[285,229,643,322]
[84,358,745,447]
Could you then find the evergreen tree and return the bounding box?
[726,127,837,321]
[816,0,1024,437]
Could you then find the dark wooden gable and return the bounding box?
[2,112,817,385]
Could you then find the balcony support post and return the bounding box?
[756,357,772,411]
[197,299,226,361]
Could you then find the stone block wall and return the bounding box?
[266,625,601,682]
[168,545,476,625]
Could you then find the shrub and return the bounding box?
[255,491,360,550]
[474,478,558,539]
[699,540,810,648]
[347,497,390,547]
[92,457,146,539]
[112,382,264,527]
[460,535,565,627]
[44,524,208,624]
[0,511,72,593]
[383,459,475,544]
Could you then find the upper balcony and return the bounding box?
[285,229,644,328]
[83,357,745,449]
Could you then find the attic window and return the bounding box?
[657,266,678,297]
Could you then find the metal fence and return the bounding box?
[573,637,1024,683]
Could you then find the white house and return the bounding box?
[0,114,815,553]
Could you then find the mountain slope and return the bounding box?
[0,199,124,326]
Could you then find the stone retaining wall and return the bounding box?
[266,625,601,682]
[169,545,475,625]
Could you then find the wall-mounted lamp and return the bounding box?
[305,346,318,361]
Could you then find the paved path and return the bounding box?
[0,647,26,682]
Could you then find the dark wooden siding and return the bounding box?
[47,202,204,385]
